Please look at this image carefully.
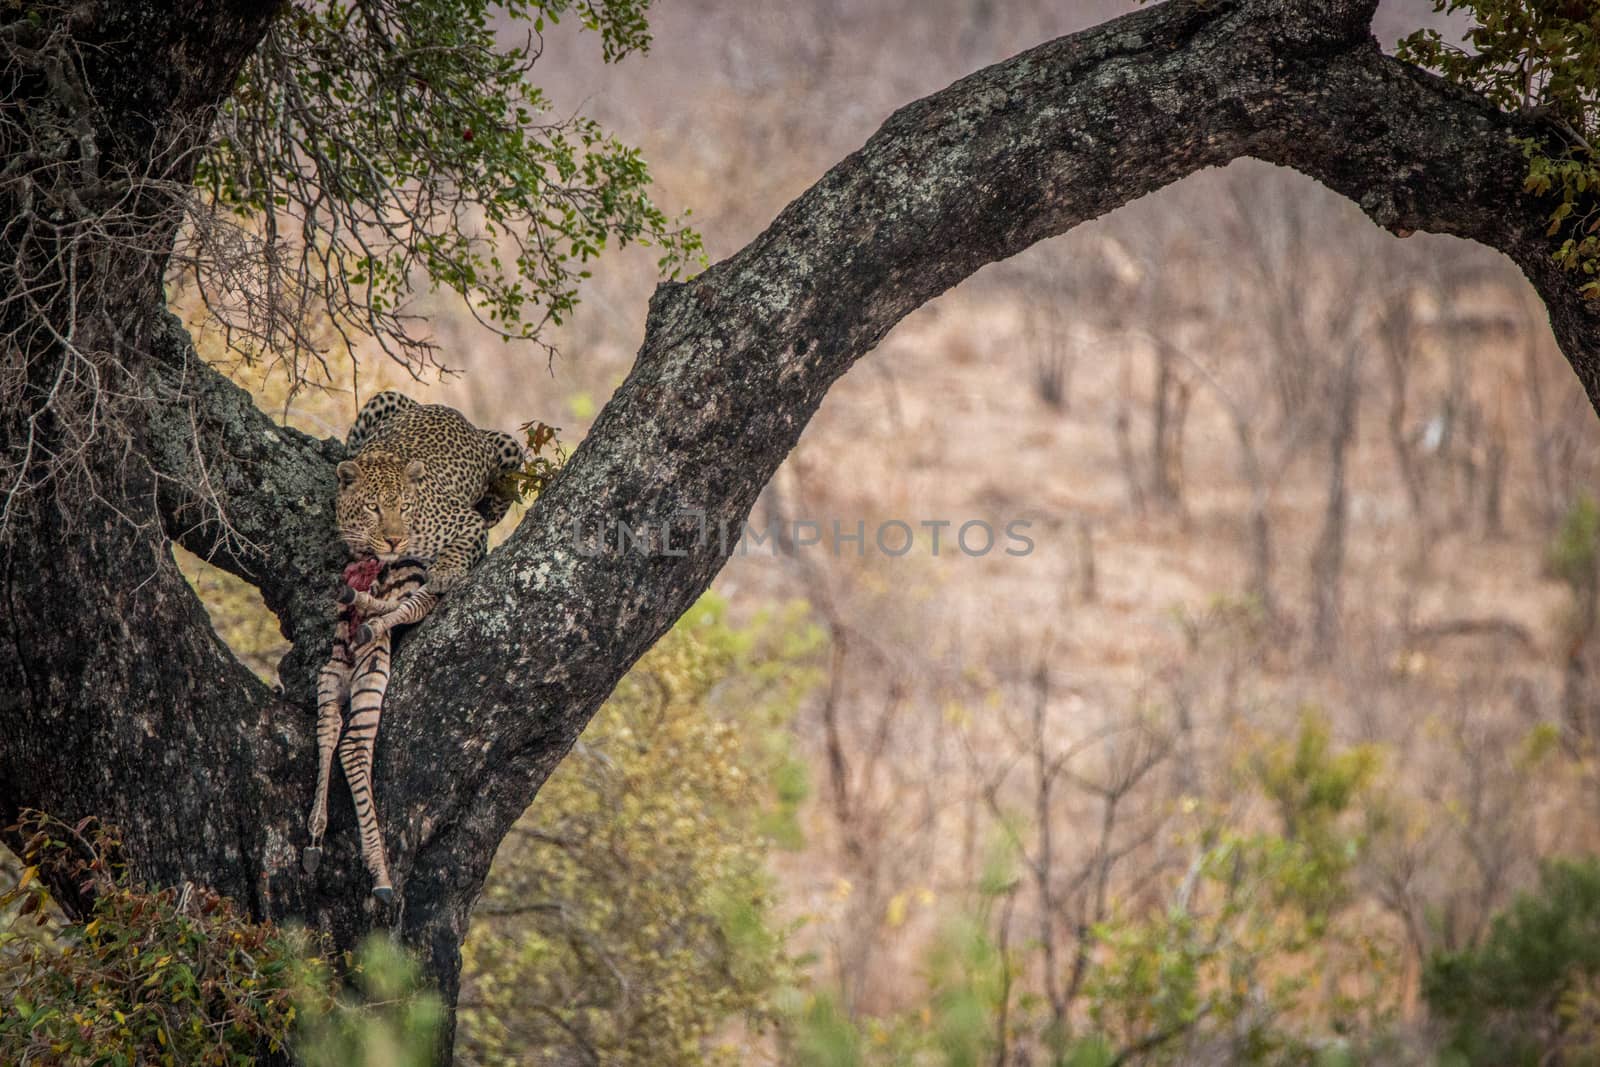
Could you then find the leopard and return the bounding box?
[304,392,524,901]
[333,390,525,643]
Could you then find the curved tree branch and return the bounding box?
[142,310,349,696]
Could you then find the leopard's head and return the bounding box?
[335,452,427,561]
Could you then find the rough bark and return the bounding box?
[6,0,1600,1061]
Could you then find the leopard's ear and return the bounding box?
[404,459,428,486]
[336,461,362,489]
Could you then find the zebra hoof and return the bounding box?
[302,846,322,874]
[337,585,357,605]
[356,623,376,646]
[372,886,395,905]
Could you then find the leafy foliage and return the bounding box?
[191,0,703,373]
[1083,712,1389,1063]
[1424,857,1600,1065]
[0,812,322,1066]
[492,418,568,507]
[0,811,445,1067]
[1248,710,1381,922]
[455,593,823,1066]
[1398,3,1600,296]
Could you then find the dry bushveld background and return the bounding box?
[162,0,1600,1062]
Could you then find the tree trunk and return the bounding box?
[1310,341,1362,660]
[1151,344,1178,508]
[1380,293,1430,524]
[8,1,1600,1062]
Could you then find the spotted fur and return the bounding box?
[334,391,525,595]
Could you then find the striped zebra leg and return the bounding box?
[353,586,438,647]
[304,619,354,874]
[337,586,405,616]
[338,641,395,903]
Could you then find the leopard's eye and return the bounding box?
[365,502,379,515]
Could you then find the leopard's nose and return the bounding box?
[385,536,406,552]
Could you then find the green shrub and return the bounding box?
[0,812,443,1067]
[0,812,324,1066]
[1424,857,1600,1065]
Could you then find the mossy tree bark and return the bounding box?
[4,0,1600,1060]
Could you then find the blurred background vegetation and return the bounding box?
[12,0,1600,1063]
